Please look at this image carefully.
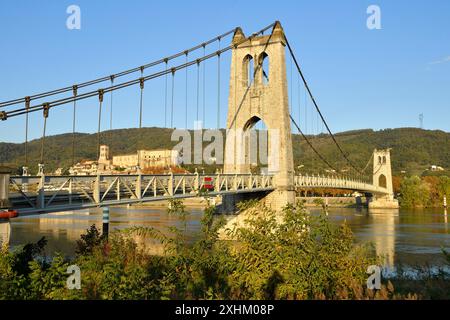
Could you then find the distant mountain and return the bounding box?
[0,127,448,176]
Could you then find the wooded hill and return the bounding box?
[0,127,448,176]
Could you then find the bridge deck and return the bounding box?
[8,173,274,216]
[6,173,388,216]
[294,175,389,194]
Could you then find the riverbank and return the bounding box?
[120,195,366,210]
[297,196,369,208]
[122,196,220,209]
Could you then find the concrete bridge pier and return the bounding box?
[369,195,399,210]
[0,219,11,246]
[0,167,11,245]
[263,187,296,211]
[0,167,11,210]
[218,191,271,214]
[354,193,372,207]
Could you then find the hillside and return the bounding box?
[0,127,448,176]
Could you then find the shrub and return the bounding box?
[1,201,448,299]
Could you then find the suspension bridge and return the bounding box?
[0,21,399,218]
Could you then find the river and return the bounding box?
[2,206,450,270]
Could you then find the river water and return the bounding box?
[2,206,450,269]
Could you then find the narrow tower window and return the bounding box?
[242,54,254,87]
[260,52,269,85]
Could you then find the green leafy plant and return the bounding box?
[1,200,449,300]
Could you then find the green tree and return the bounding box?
[399,176,430,208]
[438,176,450,202]
[75,224,104,256]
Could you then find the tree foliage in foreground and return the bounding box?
[0,201,449,300]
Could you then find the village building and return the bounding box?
[68,145,181,175]
[69,160,98,175]
[112,149,181,169]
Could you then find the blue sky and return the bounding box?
[0,0,449,143]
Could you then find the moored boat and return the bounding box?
[0,210,18,219]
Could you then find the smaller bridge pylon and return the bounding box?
[0,219,11,246]
[369,148,399,209]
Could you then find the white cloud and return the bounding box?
[429,56,450,65]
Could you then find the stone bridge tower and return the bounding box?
[224,21,295,210]
[369,149,399,209]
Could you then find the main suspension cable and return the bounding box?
[290,115,339,173]
[3,46,227,119]
[0,28,238,109]
[1,23,276,122]
[284,35,364,175]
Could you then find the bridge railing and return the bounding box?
[8,172,387,213]
[294,174,388,194]
[8,173,275,213]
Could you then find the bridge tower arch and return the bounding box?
[224,22,295,210]
[369,148,399,209]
